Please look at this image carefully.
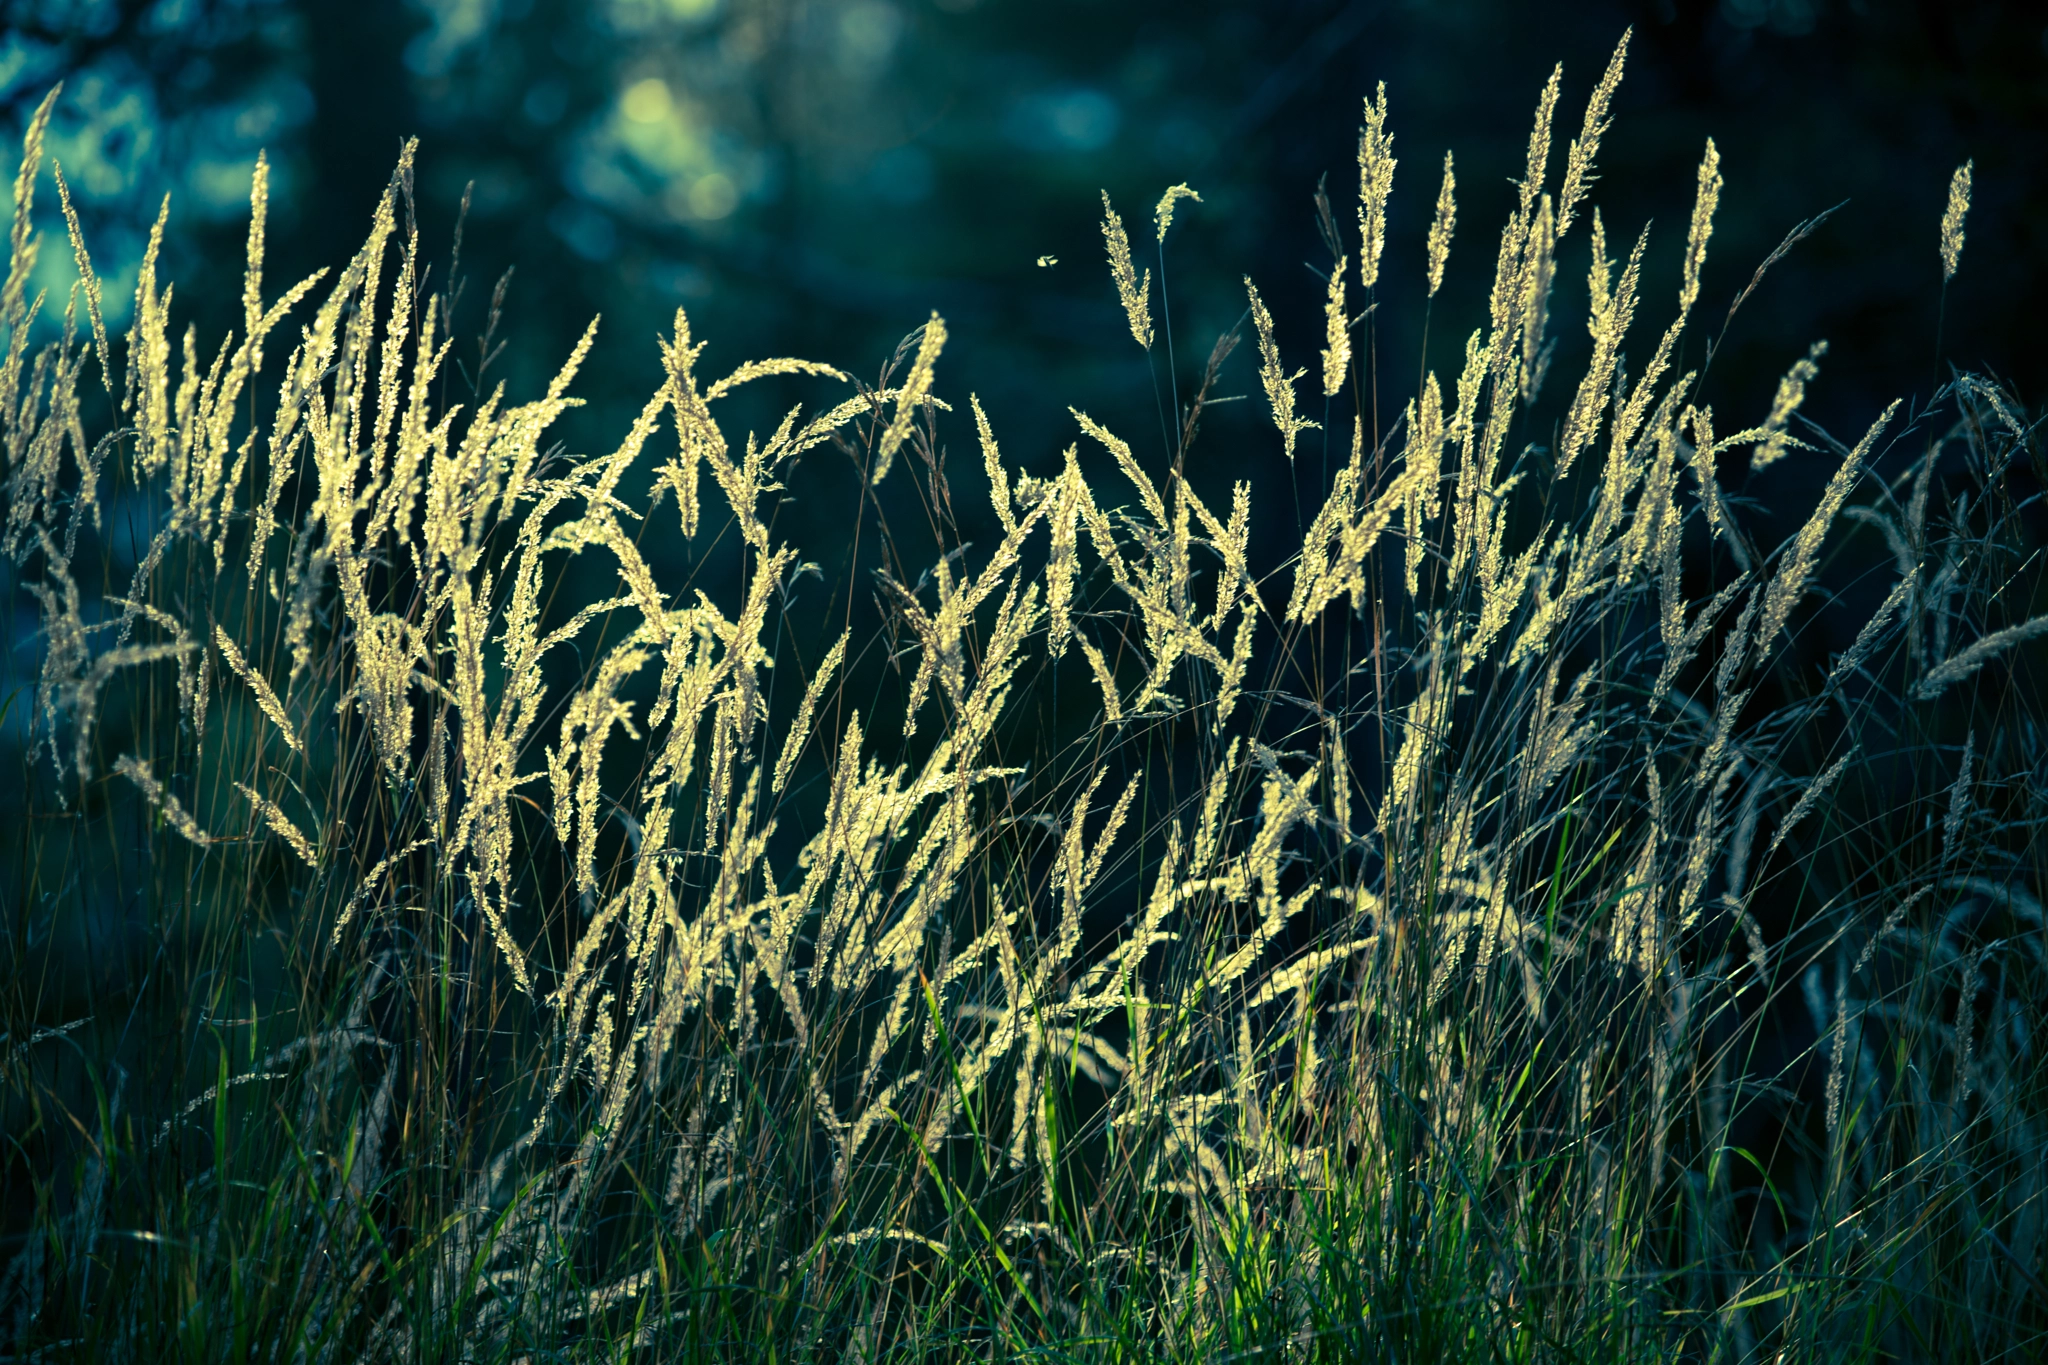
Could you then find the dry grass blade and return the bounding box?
[1720,200,1845,338]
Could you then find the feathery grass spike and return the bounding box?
[1765,750,1856,863]
[1751,341,1826,473]
[1425,151,1456,298]
[1940,158,1973,281]
[1045,454,1083,657]
[1322,256,1350,397]
[331,838,437,946]
[1686,404,1725,539]
[1100,191,1152,349]
[1916,611,2048,701]
[213,626,301,753]
[1245,277,1318,459]
[1520,195,1557,404]
[1557,216,1644,478]
[1679,138,1721,315]
[3,86,57,334]
[1153,183,1202,242]
[1941,731,1974,863]
[52,164,110,392]
[972,394,1015,533]
[1756,399,1898,653]
[244,151,268,373]
[1587,209,1612,324]
[774,631,846,793]
[1356,83,1395,289]
[1855,887,1934,976]
[1080,638,1123,723]
[1385,671,1447,832]
[1521,64,1563,217]
[1822,569,1913,697]
[1405,374,1444,597]
[235,783,318,866]
[1555,29,1629,239]
[875,311,945,485]
[1611,764,1663,977]
[116,755,213,847]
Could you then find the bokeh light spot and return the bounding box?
[623,77,673,123]
[838,2,903,68]
[688,172,738,219]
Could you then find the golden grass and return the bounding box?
[3,33,2045,1361]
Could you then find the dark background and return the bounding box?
[4,0,2044,656]
[7,0,2042,439]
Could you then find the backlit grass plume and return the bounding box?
[1941,157,1973,281]
[1425,149,1457,298]
[1356,81,1395,290]
[1246,274,1318,458]
[1101,189,1152,350]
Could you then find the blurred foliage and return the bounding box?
[2,0,2043,610]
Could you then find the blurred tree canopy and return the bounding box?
[5,0,2043,539]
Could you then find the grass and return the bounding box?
[3,36,2045,1363]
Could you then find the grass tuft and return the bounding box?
[4,42,2044,1363]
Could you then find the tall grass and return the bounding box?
[4,36,2045,1362]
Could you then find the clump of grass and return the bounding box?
[3,38,2044,1363]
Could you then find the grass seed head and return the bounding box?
[1322,255,1350,397]
[1356,82,1396,289]
[1941,157,1973,281]
[1100,191,1153,350]
[1153,182,1202,243]
[1679,137,1722,315]
[1425,150,1457,298]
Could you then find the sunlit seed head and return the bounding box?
[1940,158,1973,282]
[1679,138,1721,315]
[1321,257,1349,398]
[1555,29,1629,240]
[1100,191,1153,350]
[1153,183,1202,243]
[1425,151,1456,299]
[1356,83,1395,290]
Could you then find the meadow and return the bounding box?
[2,32,2045,1362]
